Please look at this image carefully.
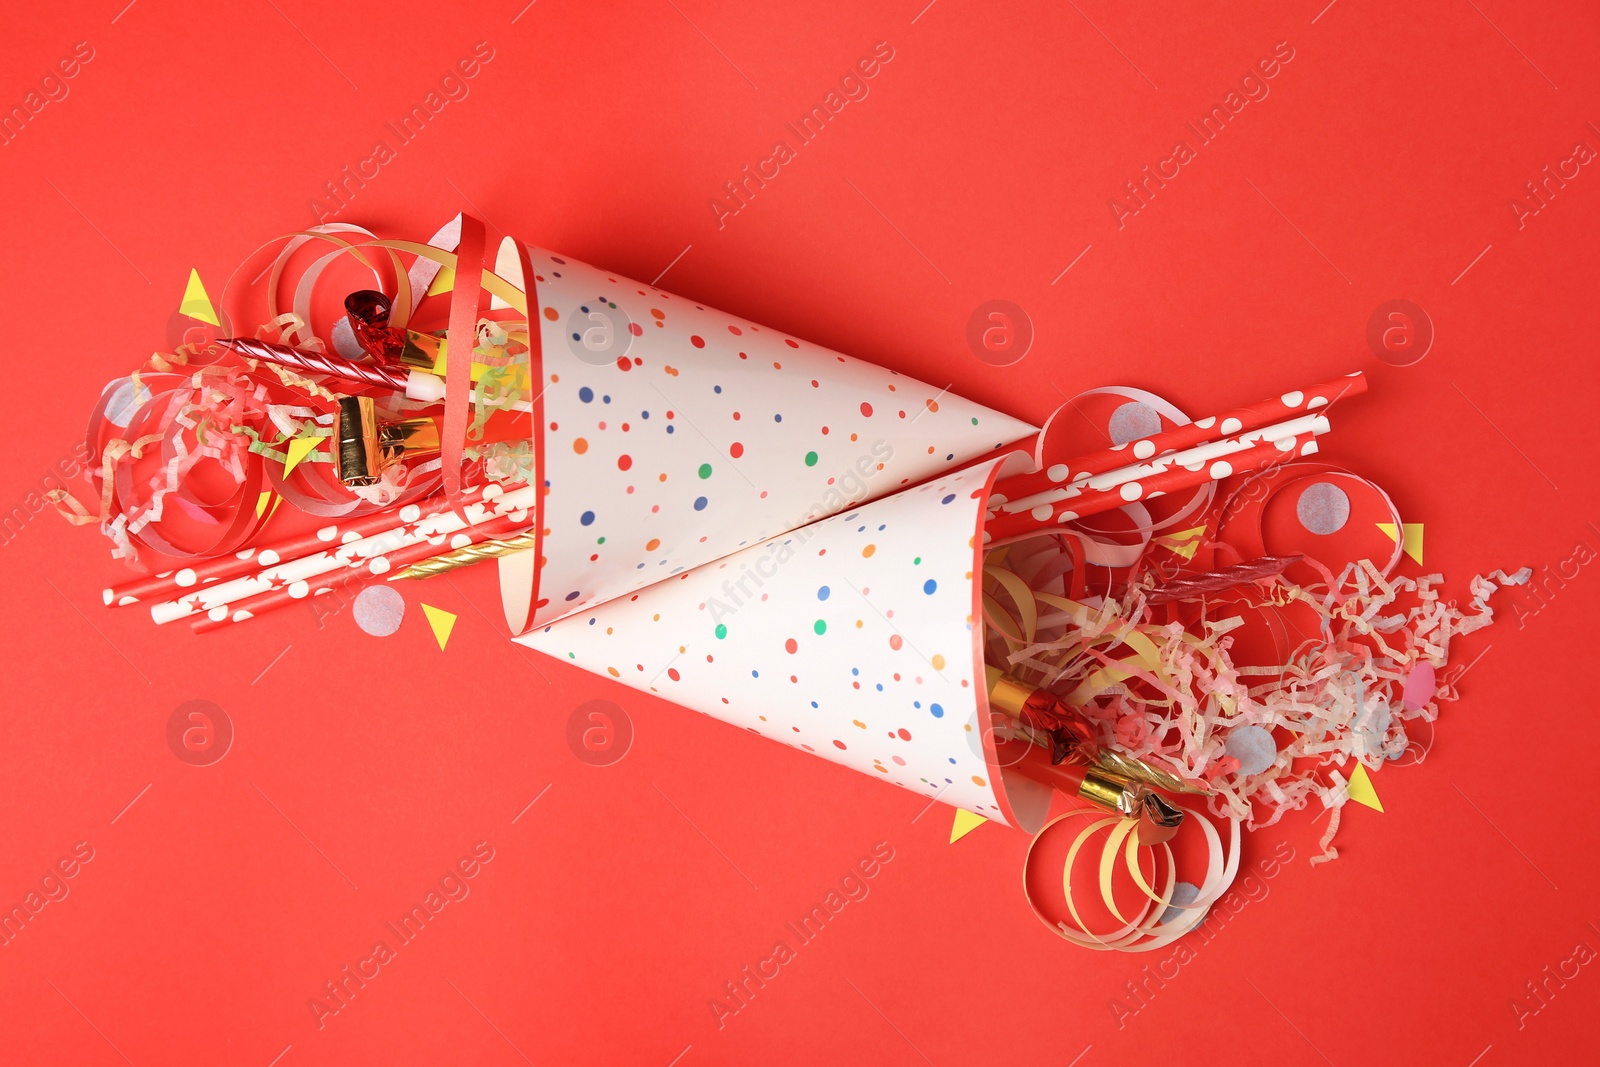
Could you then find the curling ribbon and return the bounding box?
[442,214,488,517]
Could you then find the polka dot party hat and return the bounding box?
[498,241,1038,632]
[517,451,1054,830]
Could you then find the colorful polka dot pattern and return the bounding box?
[518,457,1016,823]
[514,247,1038,629]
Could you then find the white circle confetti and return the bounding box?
[1225,725,1278,775]
[102,378,149,428]
[1296,481,1351,534]
[353,585,406,636]
[1108,402,1162,448]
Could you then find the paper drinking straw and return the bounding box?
[994,413,1328,517]
[190,514,529,632]
[150,483,536,624]
[983,425,1324,544]
[990,372,1364,506]
[104,485,491,607]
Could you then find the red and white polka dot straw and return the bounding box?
[990,371,1364,507]
[149,483,535,625]
[103,484,490,608]
[190,513,529,633]
[983,424,1325,544]
[994,412,1327,517]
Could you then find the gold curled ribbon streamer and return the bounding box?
[1026,804,1240,952]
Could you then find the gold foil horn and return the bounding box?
[984,666,1211,797]
[1092,748,1211,797]
[334,396,442,486]
[1077,769,1185,845]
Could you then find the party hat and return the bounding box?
[516,451,1054,830]
[485,237,1037,631]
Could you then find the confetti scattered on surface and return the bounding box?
[421,604,457,650]
[281,435,323,479]
[1345,763,1384,812]
[178,267,220,326]
[949,808,988,843]
[1377,521,1425,565]
[353,585,406,637]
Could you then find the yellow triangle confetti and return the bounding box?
[421,604,457,650]
[1346,763,1384,812]
[282,435,324,478]
[179,268,221,326]
[426,266,456,296]
[1376,522,1424,565]
[949,808,988,843]
[1155,525,1207,561]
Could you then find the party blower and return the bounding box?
[59,216,1528,951]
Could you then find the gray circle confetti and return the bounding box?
[102,378,149,428]
[1296,481,1351,535]
[353,585,406,636]
[1225,725,1278,776]
[1107,401,1162,448]
[1159,881,1203,925]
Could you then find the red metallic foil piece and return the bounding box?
[344,289,410,366]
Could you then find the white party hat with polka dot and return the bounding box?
[516,451,1054,830]
[497,242,1037,632]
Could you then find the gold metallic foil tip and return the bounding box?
[334,396,442,486]
[393,529,539,580]
[1092,748,1211,797]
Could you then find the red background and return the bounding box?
[3,1,1598,1064]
